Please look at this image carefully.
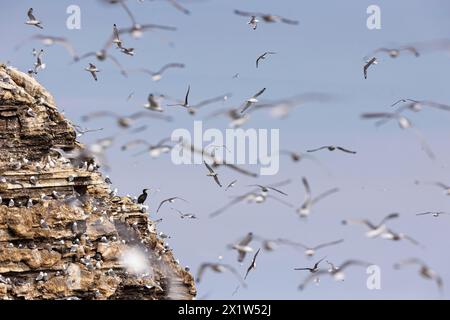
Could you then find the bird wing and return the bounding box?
[121,139,150,151]
[314,257,326,269]
[204,161,215,174]
[195,94,231,109]
[339,260,372,271]
[184,85,191,106]
[82,111,118,121]
[301,177,312,196]
[298,270,328,290]
[225,179,237,190]
[105,54,128,76]
[128,111,173,122]
[307,146,328,153]
[222,264,247,288]
[213,175,223,187]
[294,268,313,271]
[393,258,424,269]
[267,186,288,196]
[28,8,36,20]
[238,233,253,246]
[378,212,400,227]
[266,195,294,208]
[209,193,252,218]
[240,101,253,114]
[167,0,190,15]
[313,239,344,250]
[196,263,212,283]
[156,199,169,213]
[280,17,299,25]
[276,238,309,250]
[337,146,356,154]
[219,162,259,177]
[311,187,339,205]
[157,63,185,74]
[253,87,267,98]
[234,9,258,17]
[256,56,262,68]
[139,23,178,32]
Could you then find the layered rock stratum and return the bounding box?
[0,64,196,300]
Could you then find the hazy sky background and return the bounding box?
[2,0,450,299]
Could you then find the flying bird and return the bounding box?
[241,88,266,113]
[278,238,344,257]
[171,208,197,219]
[342,213,400,238]
[157,197,188,213]
[26,8,43,29]
[15,35,78,60]
[225,180,237,191]
[371,46,420,58]
[297,177,339,218]
[256,52,276,68]
[307,145,356,154]
[416,211,449,217]
[85,63,99,81]
[414,180,450,195]
[234,10,299,25]
[228,232,254,263]
[196,263,246,287]
[204,161,222,187]
[134,63,185,81]
[394,258,443,293]
[244,248,261,280]
[82,111,172,128]
[294,257,326,273]
[298,260,372,290]
[248,184,288,196]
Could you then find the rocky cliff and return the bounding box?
[0,64,196,300]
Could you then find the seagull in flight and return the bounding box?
[82,111,172,128]
[15,35,78,61]
[170,208,197,219]
[112,24,123,48]
[297,177,339,218]
[371,46,420,58]
[169,85,190,108]
[256,52,276,68]
[298,260,372,290]
[391,98,450,113]
[26,8,43,29]
[157,197,188,213]
[209,180,293,218]
[394,258,443,293]
[415,180,450,195]
[278,238,344,258]
[135,63,185,81]
[416,211,449,217]
[248,184,288,196]
[294,257,326,273]
[85,63,99,81]
[361,113,435,160]
[143,93,165,112]
[307,145,356,154]
[241,88,266,113]
[228,232,254,262]
[234,10,299,26]
[204,161,222,187]
[342,212,400,238]
[225,180,237,191]
[363,57,378,79]
[244,248,261,280]
[196,263,247,287]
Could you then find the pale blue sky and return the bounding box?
[2,0,450,299]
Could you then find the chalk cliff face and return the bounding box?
[0,64,195,300]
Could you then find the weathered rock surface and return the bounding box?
[0,64,196,300]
